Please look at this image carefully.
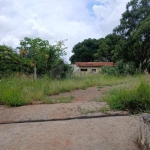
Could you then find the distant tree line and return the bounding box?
[0,38,72,79]
[70,0,150,73]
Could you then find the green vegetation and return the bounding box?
[70,0,150,73]
[113,0,150,72]
[0,74,146,107]
[104,80,150,113]
[100,107,110,114]
[0,0,150,112]
[101,60,137,76]
[69,38,99,63]
[94,97,104,102]
[78,106,110,114]
[0,38,72,79]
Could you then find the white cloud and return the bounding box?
[0,0,130,62]
[0,15,11,32]
[93,0,130,35]
[0,35,19,48]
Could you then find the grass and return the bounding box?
[43,96,74,104]
[78,106,110,114]
[100,107,110,113]
[0,74,147,107]
[104,79,150,113]
[94,97,104,102]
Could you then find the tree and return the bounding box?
[113,0,150,71]
[69,38,99,64]
[18,38,49,79]
[132,15,150,71]
[0,45,20,77]
[94,34,120,62]
[17,37,67,79]
[50,59,73,79]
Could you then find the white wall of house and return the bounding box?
[78,66,101,74]
[72,64,79,72]
[73,63,104,75]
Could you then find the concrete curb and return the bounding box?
[139,113,150,150]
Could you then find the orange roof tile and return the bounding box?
[75,62,115,67]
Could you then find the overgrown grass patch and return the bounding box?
[104,80,150,113]
[0,87,26,107]
[0,74,147,107]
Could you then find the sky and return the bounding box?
[0,0,130,62]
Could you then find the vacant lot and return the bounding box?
[0,74,149,149]
[0,74,148,107]
[0,84,141,150]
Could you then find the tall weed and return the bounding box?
[104,80,150,113]
[0,74,146,107]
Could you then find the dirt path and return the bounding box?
[0,86,140,150]
[0,86,127,123]
[49,86,111,102]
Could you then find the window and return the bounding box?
[81,69,87,71]
[92,69,96,74]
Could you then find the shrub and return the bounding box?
[0,74,145,107]
[104,80,150,113]
[48,59,73,79]
[116,60,136,75]
[101,66,118,76]
[101,60,137,76]
[0,87,26,107]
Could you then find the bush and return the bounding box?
[0,88,26,107]
[101,66,118,76]
[101,60,137,76]
[48,59,73,79]
[116,60,136,75]
[0,74,141,107]
[104,80,150,113]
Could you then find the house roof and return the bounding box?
[75,62,115,67]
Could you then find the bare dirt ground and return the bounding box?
[0,86,140,150]
[0,86,127,123]
[50,86,110,102]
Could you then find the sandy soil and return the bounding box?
[0,86,140,150]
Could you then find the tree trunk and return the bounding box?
[34,61,37,79]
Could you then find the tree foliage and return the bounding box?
[69,0,150,74]
[17,37,68,78]
[113,0,150,71]
[94,34,120,62]
[1,0,150,77]
[69,38,99,63]
[70,34,121,63]
[0,38,71,79]
[50,59,73,79]
[0,45,20,77]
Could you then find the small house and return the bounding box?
[75,62,115,74]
